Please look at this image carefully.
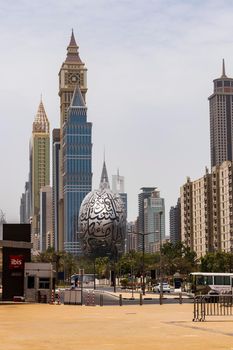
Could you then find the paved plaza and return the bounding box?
[1,303,233,350]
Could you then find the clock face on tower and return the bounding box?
[71,76,77,82]
[67,72,81,85]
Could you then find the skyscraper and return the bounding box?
[169,199,181,244]
[63,86,92,254]
[144,189,165,253]
[112,171,124,193]
[20,181,31,224]
[40,185,53,252]
[58,30,88,252]
[52,128,60,251]
[112,170,128,219]
[31,100,50,253]
[209,59,233,167]
[138,187,156,251]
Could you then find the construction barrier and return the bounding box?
[64,289,82,305]
[85,290,95,306]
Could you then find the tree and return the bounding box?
[161,242,197,276]
[200,252,233,272]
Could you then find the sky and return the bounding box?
[1,0,233,232]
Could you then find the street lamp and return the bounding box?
[93,258,96,290]
[159,211,163,304]
[130,231,154,295]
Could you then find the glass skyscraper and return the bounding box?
[63,86,92,254]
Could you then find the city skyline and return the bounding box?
[2,1,233,227]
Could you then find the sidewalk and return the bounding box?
[1,303,233,350]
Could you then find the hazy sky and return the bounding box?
[1,0,233,231]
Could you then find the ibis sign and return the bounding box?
[9,255,24,270]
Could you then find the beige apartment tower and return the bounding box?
[181,162,233,258]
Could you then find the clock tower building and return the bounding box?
[59,30,87,128]
[56,31,91,254]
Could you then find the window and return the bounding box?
[224,81,230,87]
[27,276,35,289]
[39,277,50,289]
[196,275,213,285]
[214,275,230,285]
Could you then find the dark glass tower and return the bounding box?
[63,86,92,254]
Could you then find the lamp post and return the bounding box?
[159,211,163,304]
[93,258,96,290]
[131,263,134,299]
[131,231,153,295]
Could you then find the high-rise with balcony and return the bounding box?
[209,60,233,167]
[180,162,233,257]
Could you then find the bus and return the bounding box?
[188,272,233,295]
[71,274,94,288]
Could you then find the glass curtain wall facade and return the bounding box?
[63,86,92,254]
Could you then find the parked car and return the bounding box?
[153,283,171,293]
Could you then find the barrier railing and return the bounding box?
[193,294,233,322]
[64,289,82,305]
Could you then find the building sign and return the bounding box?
[9,255,24,270]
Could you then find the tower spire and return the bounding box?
[221,58,227,78]
[69,84,86,107]
[99,159,110,190]
[65,30,82,63]
[69,28,77,47]
[33,100,50,133]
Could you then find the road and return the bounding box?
[81,287,193,306]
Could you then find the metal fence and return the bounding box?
[57,289,190,307]
[193,294,233,321]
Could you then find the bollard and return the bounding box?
[179,292,182,305]
[100,294,103,306]
[85,290,90,306]
[139,293,143,306]
[50,289,55,304]
[37,291,41,303]
[119,294,122,306]
[91,291,95,306]
[159,292,163,305]
[57,291,61,305]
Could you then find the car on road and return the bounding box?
[153,283,171,293]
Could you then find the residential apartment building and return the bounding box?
[181,162,233,257]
